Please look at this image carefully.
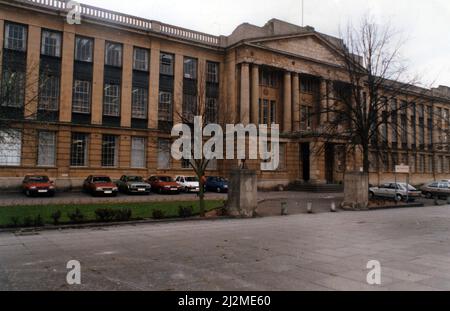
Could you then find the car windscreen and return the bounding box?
[93,177,112,183]
[158,176,173,182]
[127,176,143,182]
[28,176,49,182]
[185,177,199,182]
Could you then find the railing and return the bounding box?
[12,0,221,47]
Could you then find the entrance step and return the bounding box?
[288,182,344,193]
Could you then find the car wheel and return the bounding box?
[425,192,433,199]
[369,192,375,199]
[217,187,222,193]
[395,194,403,202]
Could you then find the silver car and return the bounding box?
[421,182,450,199]
[369,183,422,202]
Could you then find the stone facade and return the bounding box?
[1,0,450,191]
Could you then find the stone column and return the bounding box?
[173,53,184,124]
[24,25,41,120]
[59,26,75,123]
[120,43,133,128]
[251,64,259,125]
[148,40,160,129]
[292,73,300,132]
[198,58,206,119]
[91,38,105,125]
[319,79,328,126]
[0,20,4,54]
[240,63,250,125]
[283,71,292,132]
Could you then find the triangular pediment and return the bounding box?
[251,34,345,66]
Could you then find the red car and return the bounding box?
[22,175,56,197]
[83,175,118,197]
[148,176,181,194]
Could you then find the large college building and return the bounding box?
[1,0,450,191]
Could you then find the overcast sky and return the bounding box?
[81,0,450,88]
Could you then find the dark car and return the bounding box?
[148,176,181,194]
[22,175,56,197]
[116,175,151,195]
[83,175,118,197]
[205,176,229,193]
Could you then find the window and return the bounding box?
[418,155,425,173]
[391,153,399,172]
[205,97,218,124]
[70,133,88,167]
[101,135,118,167]
[4,23,27,51]
[410,155,416,173]
[75,36,93,62]
[72,80,91,114]
[427,106,433,147]
[133,47,149,71]
[184,57,197,80]
[0,130,21,166]
[131,137,146,168]
[301,79,314,93]
[182,158,191,169]
[206,62,219,83]
[103,84,121,116]
[206,158,218,171]
[277,144,286,170]
[41,30,61,57]
[437,156,444,174]
[270,101,277,124]
[158,91,173,121]
[369,152,378,172]
[301,106,312,130]
[183,94,197,123]
[131,87,148,119]
[1,70,25,108]
[401,113,408,146]
[37,132,56,167]
[39,75,60,111]
[105,42,122,67]
[391,99,398,145]
[427,155,433,173]
[260,99,269,125]
[160,53,174,76]
[157,139,171,169]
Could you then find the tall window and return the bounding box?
[260,99,269,125]
[160,53,174,76]
[410,103,417,147]
[182,94,197,123]
[39,75,60,111]
[132,87,148,119]
[157,139,171,169]
[418,104,425,148]
[75,36,93,62]
[0,130,22,166]
[133,47,149,71]
[70,133,88,167]
[205,97,218,124]
[206,62,219,83]
[1,70,25,108]
[427,106,433,147]
[4,23,27,51]
[428,155,434,173]
[184,57,197,80]
[103,84,121,116]
[131,137,146,168]
[41,30,61,57]
[37,131,56,167]
[105,42,122,67]
[101,135,118,167]
[301,79,314,93]
[418,155,425,173]
[260,69,278,88]
[277,144,286,170]
[158,91,173,121]
[391,99,398,146]
[300,106,312,130]
[72,80,91,114]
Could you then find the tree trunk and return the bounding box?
[198,172,206,217]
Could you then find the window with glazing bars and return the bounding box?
[157,139,171,169]
[1,70,25,108]
[160,53,174,76]
[158,91,173,121]
[72,80,91,114]
[4,23,27,51]
[205,97,218,124]
[41,30,61,57]
[206,62,219,83]
[0,130,22,166]
[132,87,148,119]
[70,133,88,167]
[39,75,60,111]
[101,135,118,167]
[133,47,149,71]
[182,94,197,123]
[103,84,121,116]
[131,137,146,168]
[184,57,197,80]
[37,131,56,167]
[75,36,93,62]
[105,42,122,67]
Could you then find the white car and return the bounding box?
[175,176,200,193]
[369,182,422,202]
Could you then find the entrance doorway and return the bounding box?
[325,143,335,184]
[300,143,310,182]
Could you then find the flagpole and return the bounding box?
[301,0,304,26]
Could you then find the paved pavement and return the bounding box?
[1,204,450,291]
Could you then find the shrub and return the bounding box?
[178,205,193,218]
[51,211,62,225]
[23,216,34,227]
[10,217,20,228]
[114,208,132,222]
[95,208,115,222]
[152,209,165,220]
[34,214,44,227]
[68,209,84,224]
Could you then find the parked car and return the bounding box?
[421,181,450,199]
[369,183,421,202]
[205,176,229,193]
[175,176,200,193]
[148,176,181,194]
[22,175,55,197]
[116,175,151,195]
[83,175,118,197]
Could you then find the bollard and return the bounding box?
[281,202,288,216]
[331,202,337,212]
[434,196,439,206]
[307,202,313,214]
